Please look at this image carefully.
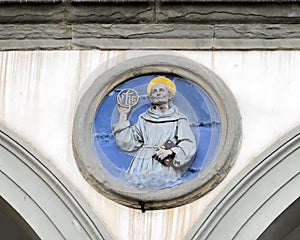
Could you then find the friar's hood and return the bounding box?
[141,104,187,123]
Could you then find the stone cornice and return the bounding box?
[0,1,300,49]
[0,24,300,50]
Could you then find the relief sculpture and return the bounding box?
[113,77,197,189]
[92,74,222,191]
[74,56,241,209]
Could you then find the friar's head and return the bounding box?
[147,77,176,105]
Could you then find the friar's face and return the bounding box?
[149,83,171,105]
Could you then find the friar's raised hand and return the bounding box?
[118,105,131,123]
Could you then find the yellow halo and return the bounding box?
[147,77,176,96]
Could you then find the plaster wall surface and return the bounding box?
[0,50,299,240]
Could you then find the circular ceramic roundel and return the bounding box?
[73,55,241,210]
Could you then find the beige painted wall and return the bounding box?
[0,50,300,240]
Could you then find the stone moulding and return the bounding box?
[1,24,300,50]
[186,125,300,240]
[72,54,242,210]
[0,125,112,240]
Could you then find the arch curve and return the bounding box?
[0,125,112,240]
[187,126,300,240]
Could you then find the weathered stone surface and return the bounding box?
[0,5,64,23]
[73,24,213,38]
[1,1,300,24]
[72,0,152,2]
[157,3,300,24]
[70,23,300,50]
[71,24,213,49]
[1,23,300,50]
[0,0,60,2]
[1,1,300,49]
[0,24,71,39]
[215,24,300,39]
[0,2,154,24]
[72,38,214,49]
[66,4,154,24]
[160,0,300,2]
[0,24,71,49]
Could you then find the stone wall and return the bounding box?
[1,1,300,50]
[1,50,300,239]
[1,1,300,239]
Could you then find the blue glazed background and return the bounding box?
[93,75,222,189]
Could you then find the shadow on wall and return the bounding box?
[0,197,40,240]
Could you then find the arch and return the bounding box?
[187,126,300,239]
[258,197,300,240]
[0,125,112,240]
[0,196,40,240]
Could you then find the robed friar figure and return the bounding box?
[113,77,197,189]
